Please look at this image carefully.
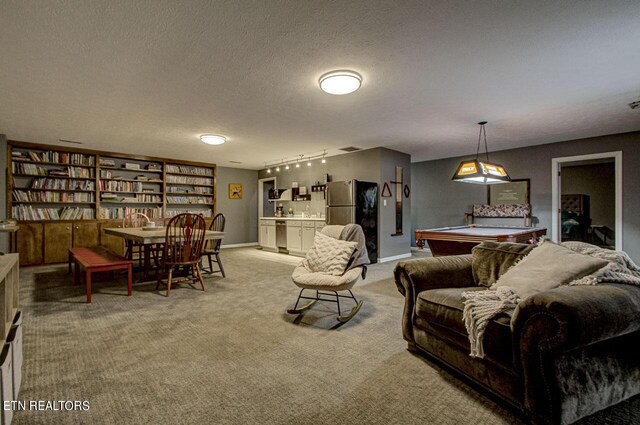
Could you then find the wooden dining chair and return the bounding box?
[202,213,226,277]
[155,213,207,297]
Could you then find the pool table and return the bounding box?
[415,225,547,256]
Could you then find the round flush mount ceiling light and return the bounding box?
[319,70,362,95]
[200,134,226,145]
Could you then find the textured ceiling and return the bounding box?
[1,1,639,169]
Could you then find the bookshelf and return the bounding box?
[164,164,215,218]
[97,155,164,220]
[10,146,97,221]
[7,141,217,265]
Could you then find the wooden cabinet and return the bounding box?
[302,223,316,252]
[286,222,302,252]
[259,220,276,250]
[72,222,99,248]
[16,223,43,266]
[43,221,102,264]
[44,222,73,264]
[99,221,125,256]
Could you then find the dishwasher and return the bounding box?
[276,220,287,249]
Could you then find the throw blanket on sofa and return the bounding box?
[463,242,640,358]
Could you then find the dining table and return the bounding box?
[104,227,225,282]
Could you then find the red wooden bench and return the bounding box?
[68,247,133,303]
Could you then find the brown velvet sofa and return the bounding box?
[393,244,640,424]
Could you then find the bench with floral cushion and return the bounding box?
[465,203,531,227]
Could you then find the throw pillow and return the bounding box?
[304,231,358,276]
[472,241,535,287]
[494,240,608,299]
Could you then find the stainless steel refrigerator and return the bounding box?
[326,180,378,263]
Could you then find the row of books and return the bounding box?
[29,178,95,191]
[12,150,95,166]
[166,186,213,195]
[12,163,95,178]
[99,181,145,192]
[165,175,213,186]
[165,209,213,218]
[166,196,213,205]
[13,191,95,203]
[98,207,163,220]
[101,194,162,203]
[166,164,213,176]
[12,205,95,221]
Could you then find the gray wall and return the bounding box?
[562,163,615,230]
[258,147,412,260]
[258,148,381,186]
[411,131,640,262]
[216,166,259,245]
[378,148,412,259]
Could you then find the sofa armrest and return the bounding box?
[393,255,474,345]
[511,283,640,421]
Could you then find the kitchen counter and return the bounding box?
[260,217,325,221]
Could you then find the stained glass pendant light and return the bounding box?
[451,121,511,184]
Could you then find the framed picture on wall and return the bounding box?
[487,179,530,205]
[229,183,243,199]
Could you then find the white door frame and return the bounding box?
[258,177,276,219]
[551,151,622,250]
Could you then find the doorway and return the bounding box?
[258,177,276,218]
[551,152,622,250]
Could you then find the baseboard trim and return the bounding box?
[411,246,431,254]
[221,242,259,249]
[377,253,412,263]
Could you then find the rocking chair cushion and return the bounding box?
[292,264,363,292]
[304,232,358,276]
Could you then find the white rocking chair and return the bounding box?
[287,225,369,323]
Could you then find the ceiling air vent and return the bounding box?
[339,146,361,152]
[58,139,83,145]
[229,160,242,164]
[629,100,640,110]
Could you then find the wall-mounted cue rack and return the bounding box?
[6,140,216,266]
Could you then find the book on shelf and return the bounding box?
[28,178,95,191]
[98,207,162,220]
[12,149,95,166]
[166,195,213,205]
[100,194,161,203]
[13,190,94,203]
[165,209,213,218]
[166,164,213,176]
[99,180,144,192]
[12,205,94,221]
[165,175,213,185]
[167,186,213,195]
[146,164,162,171]
[48,167,94,178]
[123,163,140,170]
[99,159,116,167]
[12,163,47,175]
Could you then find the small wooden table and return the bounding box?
[0,225,19,253]
[104,227,225,281]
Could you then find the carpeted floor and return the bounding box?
[12,248,640,424]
